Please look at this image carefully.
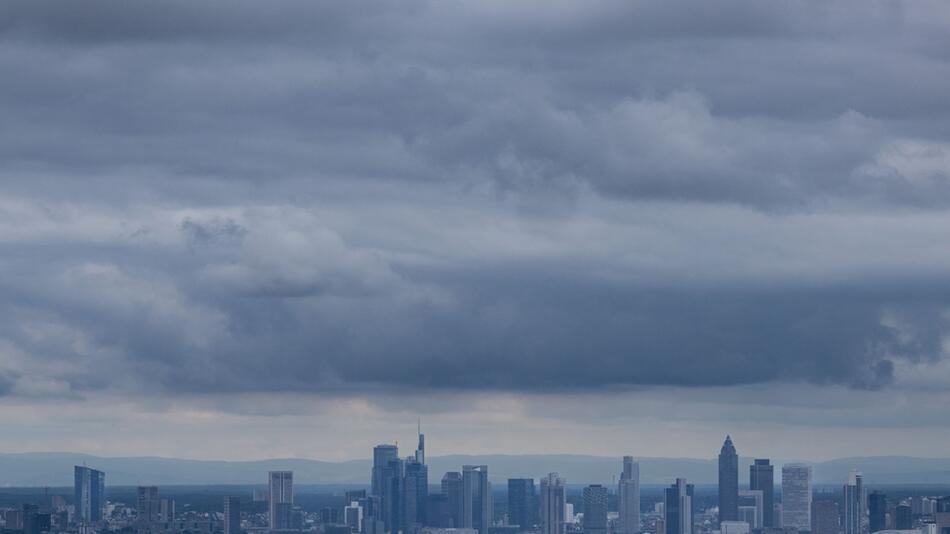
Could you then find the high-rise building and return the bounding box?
[665,478,694,534]
[811,500,839,534]
[415,424,425,465]
[224,497,241,534]
[159,499,175,522]
[22,505,51,534]
[583,485,608,534]
[373,445,400,497]
[540,473,566,534]
[462,465,490,534]
[269,471,294,530]
[404,459,429,533]
[442,472,463,528]
[345,501,364,532]
[895,505,912,530]
[619,457,641,534]
[781,464,812,532]
[137,486,161,525]
[750,460,775,528]
[868,492,886,534]
[383,459,405,533]
[843,471,865,534]
[719,437,739,525]
[738,490,763,529]
[508,479,537,530]
[74,466,105,524]
[843,471,866,534]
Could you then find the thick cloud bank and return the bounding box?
[1,0,949,400]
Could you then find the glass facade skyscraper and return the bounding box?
[718,437,739,524]
[619,456,640,534]
[74,466,105,524]
[750,460,774,528]
[508,478,537,531]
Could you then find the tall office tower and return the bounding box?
[895,505,912,530]
[811,500,839,534]
[442,472,463,528]
[462,465,491,534]
[383,459,406,533]
[415,424,425,465]
[665,478,695,534]
[137,486,161,524]
[404,459,429,533]
[224,497,241,534]
[868,492,886,534]
[583,485,608,534]
[781,464,812,532]
[719,437,739,524]
[738,490,763,529]
[159,499,175,522]
[508,479,537,530]
[843,471,865,534]
[345,501,364,532]
[619,457,641,534]
[74,466,105,524]
[540,473,566,534]
[22,505,51,534]
[373,445,400,497]
[750,460,775,528]
[269,471,294,530]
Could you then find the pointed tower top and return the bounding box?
[720,435,737,455]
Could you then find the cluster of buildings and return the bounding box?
[2,434,950,534]
[713,437,950,534]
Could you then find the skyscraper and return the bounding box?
[583,485,608,534]
[738,490,763,529]
[781,464,812,532]
[619,456,641,534]
[137,486,161,524]
[750,460,774,528]
[718,437,739,525]
[540,473,566,534]
[404,459,429,533]
[508,479,537,530]
[383,458,405,533]
[895,505,912,530]
[74,466,105,524]
[665,478,694,534]
[462,465,490,534]
[415,423,425,465]
[442,472,463,528]
[811,500,839,534]
[843,471,864,534]
[269,471,294,530]
[224,496,241,534]
[373,445,399,497]
[868,492,886,534]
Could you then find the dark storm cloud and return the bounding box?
[0,1,949,400]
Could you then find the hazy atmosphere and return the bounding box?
[2,1,950,462]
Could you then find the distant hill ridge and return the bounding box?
[2,452,950,487]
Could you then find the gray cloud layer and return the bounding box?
[1,1,949,401]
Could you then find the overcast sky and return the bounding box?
[2,0,950,463]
